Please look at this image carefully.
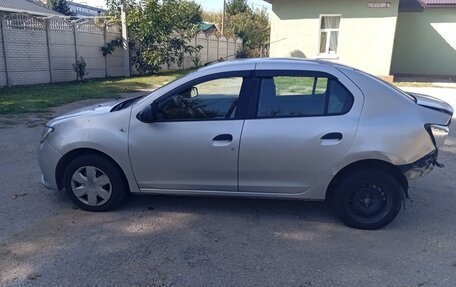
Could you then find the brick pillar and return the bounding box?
[45,19,54,83]
[0,14,11,87]
[103,24,108,78]
[72,22,78,80]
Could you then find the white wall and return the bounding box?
[269,0,400,77]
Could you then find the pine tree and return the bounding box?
[48,0,73,16]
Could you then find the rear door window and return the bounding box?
[256,75,353,118]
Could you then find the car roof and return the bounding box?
[196,57,354,74]
[200,57,334,68]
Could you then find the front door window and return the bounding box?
[157,77,243,121]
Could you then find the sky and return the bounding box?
[69,0,271,12]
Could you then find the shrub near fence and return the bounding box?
[137,33,243,73]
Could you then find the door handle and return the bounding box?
[321,132,343,140]
[213,134,233,142]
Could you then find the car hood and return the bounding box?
[47,100,122,126]
[408,92,454,116]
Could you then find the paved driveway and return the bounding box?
[0,88,455,287]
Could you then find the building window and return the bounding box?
[319,15,341,56]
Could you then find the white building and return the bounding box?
[68,1,105,17]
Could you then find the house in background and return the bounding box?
[197,22,218,35]
[36,0,106,17]
[0,0,62,17]
[67,1,106,17]
[265,0,456,81]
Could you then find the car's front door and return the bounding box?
[129,72,250,192]
[238,69,363,195]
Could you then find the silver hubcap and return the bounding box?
[71,166,112,206]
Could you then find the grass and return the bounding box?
[274,76,327,95]
[0,70,191,115]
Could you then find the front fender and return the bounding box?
[46,109,140,194]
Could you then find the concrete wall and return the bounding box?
[0,13,125,87]
[269,0,400,77]
[391,8,456,78]
[0,13,243,86]
[49,20,77,82]
[106,25,125,77]
[2,15,51,86]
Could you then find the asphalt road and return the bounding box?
[0,90,455,287]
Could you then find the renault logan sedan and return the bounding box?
[38,58,453,229]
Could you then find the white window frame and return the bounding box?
[317,14,341,59]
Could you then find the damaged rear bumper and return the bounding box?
[400,150,442,180]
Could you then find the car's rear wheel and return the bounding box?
[63,154,128,211]
[333,168,403,230]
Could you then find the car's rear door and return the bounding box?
[238,65,363,195]
[129,71,252,192]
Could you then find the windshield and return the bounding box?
[111,95,143,112]
[133,71,197,107]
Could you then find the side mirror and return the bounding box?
[191,86,199,97]
[136,102,158,123]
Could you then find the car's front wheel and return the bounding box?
[63,153,128,211]
[333,168,403,230]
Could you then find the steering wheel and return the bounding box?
[156,97,181,119]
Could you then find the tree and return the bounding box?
[228,8,270,57]
[225,0,249,16]
[202,5,270,57]
[107,0,203,74]
[179,0,203,24]
[48,0,72,16]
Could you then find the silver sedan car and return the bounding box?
[38,58,453,229]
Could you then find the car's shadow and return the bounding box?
[121,193,337,224]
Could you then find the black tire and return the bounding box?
[332,168,403,230]
[63,153,128,212]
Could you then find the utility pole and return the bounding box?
[221,0,226,36]
[121,0,131,77]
